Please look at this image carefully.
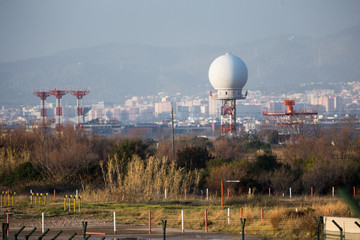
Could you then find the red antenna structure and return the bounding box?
[32,90,51,126]
[262,100,318,116]
[70,89,90,129]
[50,89,69,132]
[263,100,318,143]
[220,99,237,134]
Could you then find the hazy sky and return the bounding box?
[1,0,360,62]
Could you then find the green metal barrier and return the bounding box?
[82,221,91,240]
[355,221,360,228]
[82,221,88,239]
[161,220,167,240]
[240,218,246,240]
[331,220,344,240]
[38,228,50,240]
[25,227,36,240]
[14,226,25,240]
[313,216,324,240]
[2,223,9,240]
[50,230,62,240]
[2,225,78,240]
[67,233,77,240]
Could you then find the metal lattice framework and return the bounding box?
[32,90,51,126]
[210,90,247,137]
[49,89,69,132]
[33,89,90,132]
[70,90,90,129]
[220,99,237,135]
[262,100,318,143]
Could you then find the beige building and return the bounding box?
[208,94,220,116]
[154,101,172,116]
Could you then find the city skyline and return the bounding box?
[2,81,358,124]
[1,1,359,127]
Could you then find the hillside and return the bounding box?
[0,25,359,105]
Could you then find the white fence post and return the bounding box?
[42,212,45,233]
[227,208,230,224]
[113,211,117,234]
[181,210,184,233]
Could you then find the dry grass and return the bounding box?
[242,205,259,226]
[97,155,202,202]
[268,207,286,232]
[2,191,358,240]
[80,187,113,202]
[312,199,350,217]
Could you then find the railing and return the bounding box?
[1,222,108,240]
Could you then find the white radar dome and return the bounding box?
[209,53,248,90]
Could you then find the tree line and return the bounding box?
[0,122,359,198]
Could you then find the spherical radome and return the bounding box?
[208,53,248,90]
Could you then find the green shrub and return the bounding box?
[4,162,44,184]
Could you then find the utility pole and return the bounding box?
[171,105,175,157]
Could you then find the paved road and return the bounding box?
[5,217,261,240]
[7,224,260,240]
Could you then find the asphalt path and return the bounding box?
[5,217,261,240]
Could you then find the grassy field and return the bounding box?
[0,192,357,240]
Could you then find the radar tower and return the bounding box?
[208,53,248,136]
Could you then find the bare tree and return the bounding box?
[211,138,244,160]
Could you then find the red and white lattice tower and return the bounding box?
[209,53,248,136]
[50,89,68,132]
[70,89,90,129]
[262,100,318,144]
[33,90,51,126]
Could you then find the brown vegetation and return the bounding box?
[0,121,359,200]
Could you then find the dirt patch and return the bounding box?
[9,216,107,229]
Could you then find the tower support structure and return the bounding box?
[210,90,247,137]
[33,90,51,127]
[50,89,68,132]
[262,100,318,144]
[70,90,90,129]
[221,99,237,135]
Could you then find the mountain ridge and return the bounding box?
[1,24,359,105]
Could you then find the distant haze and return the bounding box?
[1,0,360,62]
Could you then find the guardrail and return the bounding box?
[1,222,107,240]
